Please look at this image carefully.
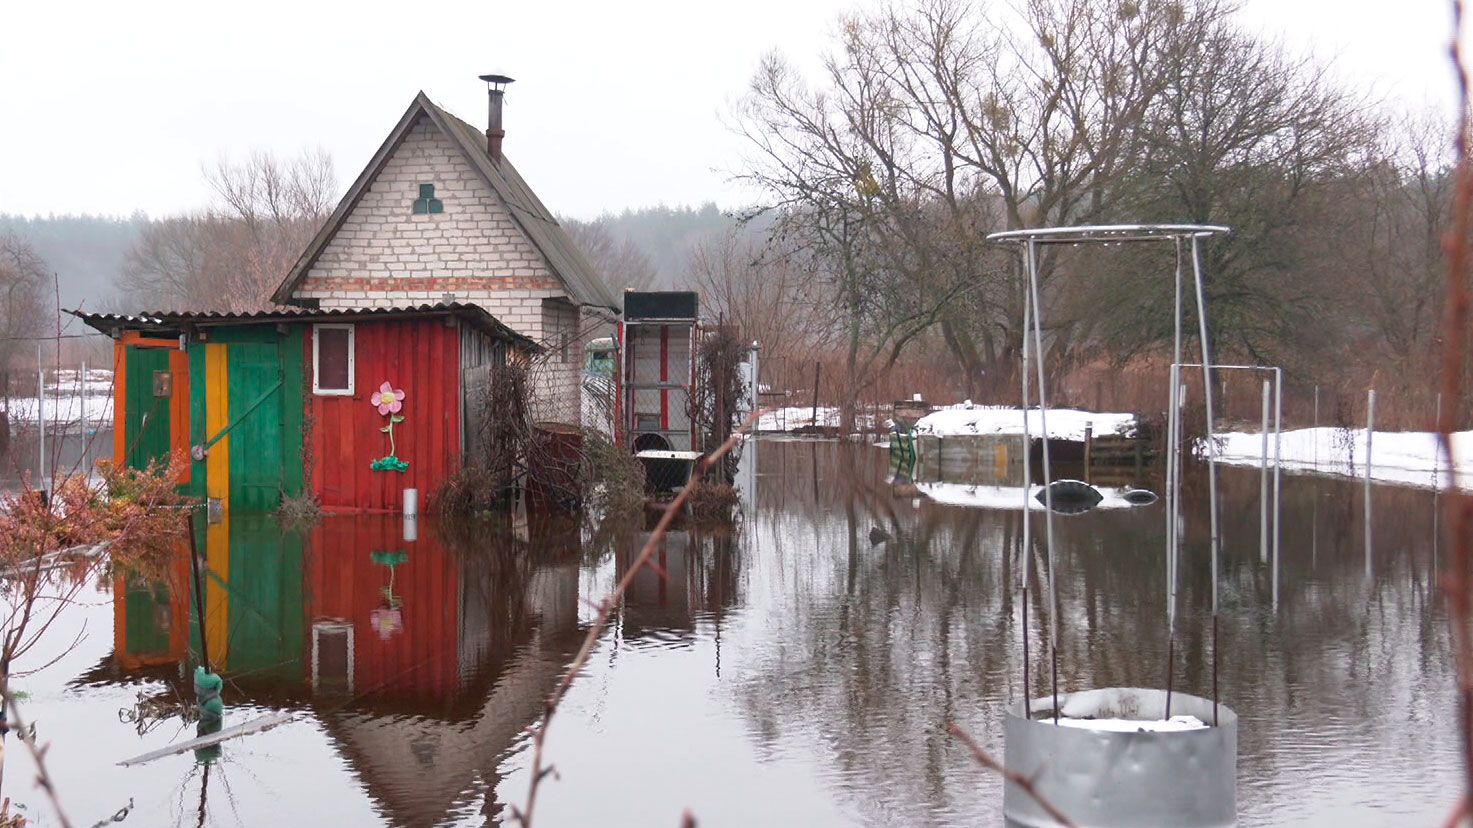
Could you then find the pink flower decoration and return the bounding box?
[371,607,403,641]
[370,381,405,415]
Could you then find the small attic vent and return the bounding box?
[413,183,444,214]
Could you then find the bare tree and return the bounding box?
[1333,110,1455,385]
[1107,19,1376,370]
[732,0,1237,405]
[119,213,229,310]
[561,219,659,293]
[689,229,828,362]
[0,235,50,370]
[121,149,336,311]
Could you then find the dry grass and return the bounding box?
[275,491,322,529]
[687,482,740,523]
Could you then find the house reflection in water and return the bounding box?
[616,514,741,642]
[106,512,584,826]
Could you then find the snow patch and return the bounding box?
[914,481,1151,511]
[755,406,882,433]
[914,406,1136,442]
[1047,714,1208,733]
[1210,426,1473,491]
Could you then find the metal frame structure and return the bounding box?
[1175,362,1284,610]
[986,223,1231,723]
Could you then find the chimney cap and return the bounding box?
[478,74,516,87]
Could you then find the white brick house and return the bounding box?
[272,90,619,421]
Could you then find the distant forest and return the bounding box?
[0,204,744,310]
[0,213,148,311]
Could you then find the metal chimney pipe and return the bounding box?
[478,74,515,165]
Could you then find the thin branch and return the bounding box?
[512,411,762,827]
[1438,795,1469,828]
[0,681,73,828]
[946,720,1077,828]
[1441,0,1473,817]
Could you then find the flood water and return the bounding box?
[4,439,1458,827]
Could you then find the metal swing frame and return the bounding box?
[986,223,1231,723]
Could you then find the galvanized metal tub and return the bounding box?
[1003,688,1236,828]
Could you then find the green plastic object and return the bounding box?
[194,666,224,725]
[193,717,223,763]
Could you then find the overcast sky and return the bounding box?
[0,0,1461,222]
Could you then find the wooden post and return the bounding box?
[1312,385,1320,469]
[1083,424,1093,483]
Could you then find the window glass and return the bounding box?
[316,326,353,393]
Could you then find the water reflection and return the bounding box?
[0,426,112,490]
[100,511,586,826]
[615,515,741,643]
[720,442,1454,827]
[63,439,1460,828]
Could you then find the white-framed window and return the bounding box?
[313,324,355,395]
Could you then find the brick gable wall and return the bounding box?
[294,114,566,335]
[292,113,590,422]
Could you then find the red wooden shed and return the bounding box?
[73,303,538,515]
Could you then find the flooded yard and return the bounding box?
[3,439,1457,827]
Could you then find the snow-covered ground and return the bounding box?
[901,402,1473,492]
[914,404,1137,442]
[4,368,114,427]
[914,481,1153,511]
[755,406,882,433]
[1210,426,1473,491]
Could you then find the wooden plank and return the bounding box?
[169,349,191,484]
[112,341,126,466]
[123,346,172,470]
[280,328,305,500]
[186,345,208,502]
[204,344,230,666]
[228,343,284,512]
[117,712,295,766]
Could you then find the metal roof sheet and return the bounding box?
[67,303,541,351]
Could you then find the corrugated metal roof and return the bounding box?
[271,92,620,313]
[66,303,541,351]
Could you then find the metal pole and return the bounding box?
[1437,392,1444,443]
[1165,238,1185,717]
[1366,388,1376,577]
[1260,378,1270,564]
[1272,368,1282,612]
[1026,240,1060,723]
[36,346,45,498]
[1190,235,1221,726]
[1020,246,1035,708]
[1021,519,1030,709]
[187,511,212,673]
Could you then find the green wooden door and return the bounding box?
[123,346,172,470]
[123,579,172,657]
[225,514,304,679]
[228,343,286,512]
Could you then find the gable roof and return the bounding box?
[271,92,620,312]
